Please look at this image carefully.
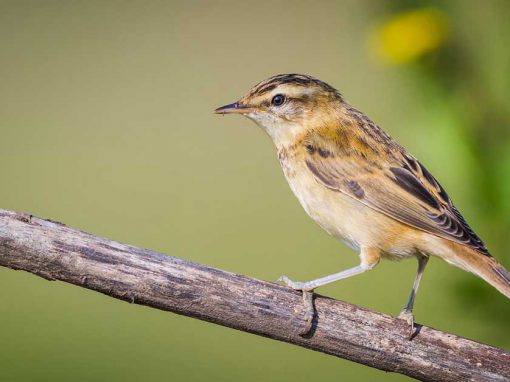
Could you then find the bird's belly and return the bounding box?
[285,170,368,250]
[281,160,418,258]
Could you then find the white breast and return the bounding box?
[277,150,418,259]
[278,152,363,251]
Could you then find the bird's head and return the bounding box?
[214,74,344,147]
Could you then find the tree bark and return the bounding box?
[0,209,508,381]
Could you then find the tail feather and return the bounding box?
[490,260,510,298]
[454,249,510,299]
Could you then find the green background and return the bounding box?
[1,1,509,381]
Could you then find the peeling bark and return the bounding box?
[0,209,508,381]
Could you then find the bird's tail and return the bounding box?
[450,247,510,299]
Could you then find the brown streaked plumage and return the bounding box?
[215,73,510,337]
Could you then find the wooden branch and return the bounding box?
[0,209,508,381]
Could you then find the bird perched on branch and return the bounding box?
[215,74,510,337]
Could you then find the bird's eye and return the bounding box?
[271,94,286,106]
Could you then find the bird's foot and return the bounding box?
[277,275,315,336]
[277,275,315,292]
[398,308,415,340]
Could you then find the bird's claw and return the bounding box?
[300,290,314,335]
[398,309,415,340]
[277,275,315,336]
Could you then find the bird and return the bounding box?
[214,73,510,337]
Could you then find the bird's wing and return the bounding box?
[304,142,489,255]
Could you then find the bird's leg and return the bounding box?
[278,248,381,335]
[278,247,381,291]
[398,254,429,339]
[278,264,371,291]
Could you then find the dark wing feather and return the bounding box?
[305,146,489,256]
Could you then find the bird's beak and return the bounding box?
[214,102,255,115]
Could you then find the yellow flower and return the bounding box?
[371,8,448,65]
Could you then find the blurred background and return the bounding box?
[1,1,509,381]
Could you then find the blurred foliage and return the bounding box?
[376,0,510,324]
[371,8,448,65]
[0,1,508,381]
